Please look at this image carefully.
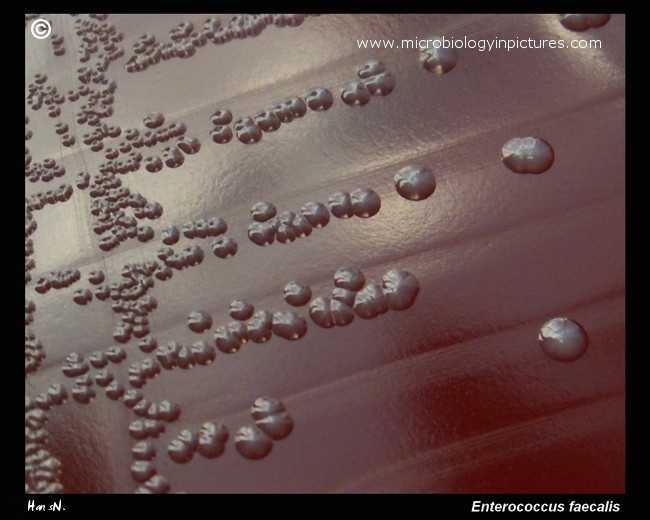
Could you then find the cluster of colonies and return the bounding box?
[246,186,381,248]
[209,87,333,145]
[184,266,421,357]
[25,127,70,178]
[49,32,65,56]
[77,171,163,252]
[38,138,552,482]
[25,397,63,493]
[125,14,313,73]
[26,18,125,157]
[163,396,293,467]
[91,116,199,173]
[129,396,293,492]
[341,59,395,106]
[209,58,393,145]
[25,13,608,493]
[26,73,71,120]
[210,95,309,145]
[74,15,126,64]
[51,308,294,488]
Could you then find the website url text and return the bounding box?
[357,36,602,51]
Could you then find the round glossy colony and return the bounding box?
[333,267,366,291]
[394,165,436,201]
[350,188,381,218]
[230,299,254,321]
[329,191,354,219]
[187,310,212,333]
[538,317,589,362]
[501,137,555,174]
[381,269,420,311]
[234,425,273,460]
[247,310,274,343]
[362,72,395,96]
[283,281,312,306]
[250,201,277,222]
[305,87,333,111]
[419,36,458,74]
[272,311,308,340]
